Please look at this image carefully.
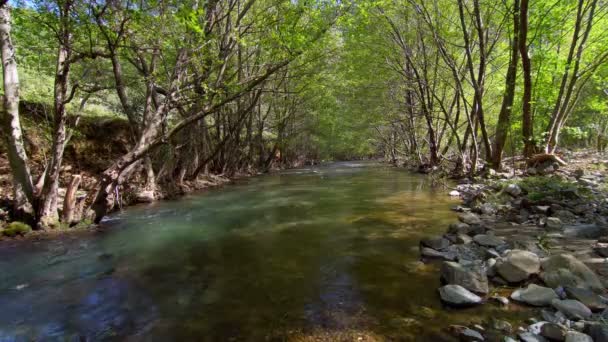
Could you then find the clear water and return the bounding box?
[0,162,530,341]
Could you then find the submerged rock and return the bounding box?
[541,254,604,292]
[440,261,489,294]
[519,332,548,342]
[551,299,592,320]
[495,249,541,283]
[438,284,482,307]
[511,284,558,307]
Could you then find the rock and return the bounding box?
[551,299,592,320]
[540,323,566,341]
[490,319,512,333]
[438,285,483,307]
[441,261,489,294]
[564,331,593,342]
[459,212,482,225]
[421,236,451,250]
[554,210,576,222]
[528,322,547,335]
[135,190,156,203]
[519,332,548,342]
[421,247,457,261]
[449,222,472,235]
[594,246,608,257]
[460,328,484,341]
[504,183,522,197]
[511,284,558,306]
[583,322,608,341]
[490,295,509,306]
[479,203,497,216]
[541,309,568,325]
[564,286,608,312]
[541,254,605,292]
[564,224,608,239]
[573,168,585,179]
[450,190,461,197]
[473,234,506,248]
[528,167,538,176]
[534,206,551,215]
[545,217,563,230]
[495,250,541,283]
[455,234,473,244]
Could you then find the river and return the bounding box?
[0,162,530,341]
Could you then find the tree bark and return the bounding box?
[0,2,35,222]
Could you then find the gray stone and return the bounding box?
[473,234,506,248]
[564,331,593,342]
[495,250,541,283]
[551,299,592,320]
[594,246,608,257]
[540,323,566,341]
[438,285,483,307]
[459,212,482,225]
[511,284,558,306]
[545,217,563,230]
[541,254,605,292]
[480,203,497,216]
[421,236,451,250]
[583,322,608,342]
[460,328,484,341]
[564,286,608,312]
[554,210,576,222]
[421,247,456,261]
[519,332,548,342]
[564,224,608,239]
[455,234,473,244]
[490,295,509,306]
[441,261,489,295]
[449,222,472,235]
[504,184,522,197]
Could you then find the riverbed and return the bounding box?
[0,162,531,341]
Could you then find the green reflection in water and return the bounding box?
[0,162,533,341]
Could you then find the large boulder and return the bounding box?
[438,285,482,307]
[511,284,558,306]
[495,249,541,283]
[541,254,604,292]
[564,286,608,312]
[440,261,489,295]
[551,299,592,320]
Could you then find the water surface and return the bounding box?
[0,162,529,341]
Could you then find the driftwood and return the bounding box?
[62,174,82,224]
[526,153,567,167]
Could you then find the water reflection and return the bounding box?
[0,162,528,340]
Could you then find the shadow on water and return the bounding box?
[0,162,532,341]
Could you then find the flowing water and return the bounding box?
[0,162,530,341]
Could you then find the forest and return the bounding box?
[0,0,607,229]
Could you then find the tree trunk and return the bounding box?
[491,0,520,169]
[519,0,534,158]
[0,2,35,222]
[61,174,81,224]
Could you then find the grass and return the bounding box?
[517,176,591,201]
[2,221,32,237]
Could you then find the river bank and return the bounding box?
[417,151,608,341]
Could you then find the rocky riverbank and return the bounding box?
[419,153,608,341]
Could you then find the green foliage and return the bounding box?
[2,221,32,237]
[517,176,590,201]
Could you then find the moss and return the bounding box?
[517,176,590,201]
[71,218,93,230]
[2,221,32,237]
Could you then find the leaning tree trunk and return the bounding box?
[0,2,35,222]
